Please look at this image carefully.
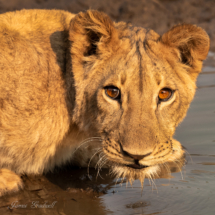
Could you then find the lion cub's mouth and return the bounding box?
[126,164,149,169]
[125,159,149,169]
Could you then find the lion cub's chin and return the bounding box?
[111,164,160,185]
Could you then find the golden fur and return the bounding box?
[0,9,209,196]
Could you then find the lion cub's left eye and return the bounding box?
[105,86,120,100]
[158,88,173,101]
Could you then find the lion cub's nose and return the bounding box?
[123,150,152,160]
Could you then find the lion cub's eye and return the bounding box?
[105,86,120,100]
[158,88,173,101]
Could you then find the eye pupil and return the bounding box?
[105,87,120,99]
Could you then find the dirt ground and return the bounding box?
[0,0,215,50]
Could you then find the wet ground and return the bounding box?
[0,55,214,215]
[0,1,215,214]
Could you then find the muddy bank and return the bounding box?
[0,167,112,215]
[0,0,215,50]
[0,159,184,215]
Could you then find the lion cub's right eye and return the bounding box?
[105,86,120,100]
[158,88,173,101]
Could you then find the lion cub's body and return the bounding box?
[0,10,76,175]
[0,9,209,196]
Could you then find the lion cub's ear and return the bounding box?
[69,10,119,64]
[160,24,210,80]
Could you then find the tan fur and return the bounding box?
[0,9,209,196]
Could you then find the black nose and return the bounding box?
[122,150,151,160]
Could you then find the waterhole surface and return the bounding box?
[0,53,214,215]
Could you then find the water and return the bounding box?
[0,53,214,215]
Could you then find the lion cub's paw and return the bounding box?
[0,169,23,197]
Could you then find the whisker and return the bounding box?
[149,175,154,192]
[98,158,108,171]
[96,166,104,180]
[95,154,106,169]
[184,149,193,164]
[71,137,103,156]
[148,178,152,186]
[149,173,158,193]
[163,163,171,176]
[96,158,108,179]
[163,163,172,183]
[169,155,184,180]
[87,148,103,177]
[114,177,120,187]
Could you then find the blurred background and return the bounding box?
[0,0,214,50]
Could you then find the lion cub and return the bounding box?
[0,9,209,196]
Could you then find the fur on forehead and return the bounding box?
[69,11,209,82]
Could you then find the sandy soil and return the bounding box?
[0,0,214,50]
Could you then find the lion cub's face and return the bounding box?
[69,11,209,183]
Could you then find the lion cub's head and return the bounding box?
[68,10,209,183]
